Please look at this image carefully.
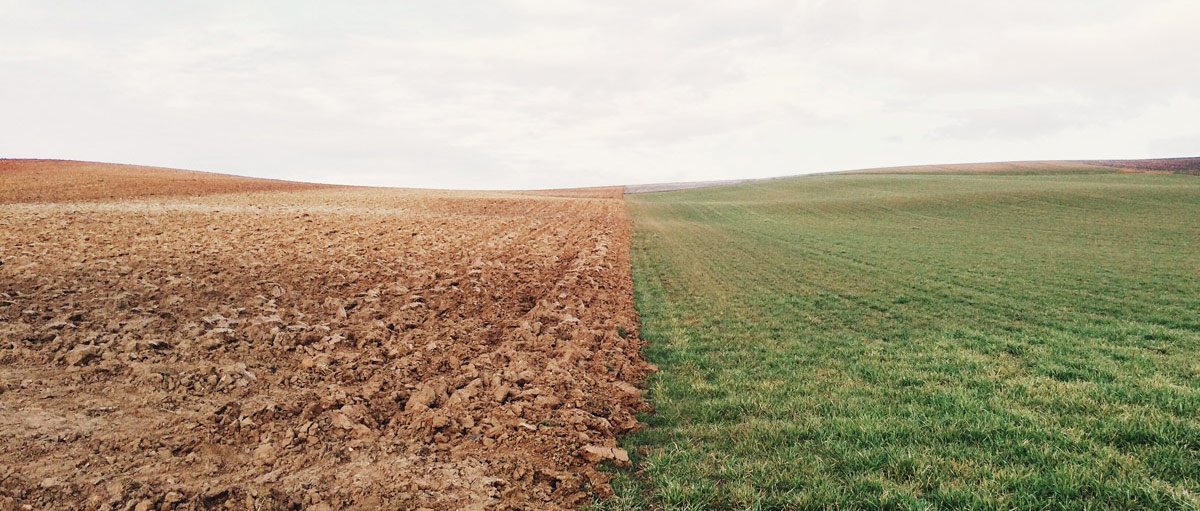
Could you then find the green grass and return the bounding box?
[597,172,1200,510]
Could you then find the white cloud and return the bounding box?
[1,0,1197,189]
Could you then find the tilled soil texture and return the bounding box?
[1,160,324,204]
[0,165,651,510]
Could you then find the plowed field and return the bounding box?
[0,160,324,203]
[0,161,651,510]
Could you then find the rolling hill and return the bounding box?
[609,168,1200,510]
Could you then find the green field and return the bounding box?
[600,171,1200,510]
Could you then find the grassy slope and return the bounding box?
[602,171,1200,510]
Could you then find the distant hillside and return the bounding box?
[519,186,626,199]
[844,160,1118,175]
[0,159,325,204]
[627,158,1200,195]
[625,179,750,194]
[627,161,1123,194]
[1083,157,1200,175]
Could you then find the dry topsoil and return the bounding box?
[1084,157,1200,176]
[0,162,652,510]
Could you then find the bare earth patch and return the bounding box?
[0,159,324,204]
[0,161,651,510]
[1083,157,1200,175]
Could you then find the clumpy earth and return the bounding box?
[0,161,651,510]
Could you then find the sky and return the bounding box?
[2,0,1198,190]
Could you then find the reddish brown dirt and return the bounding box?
[1084,157,1200,176]
[0,160,325,204]
[519,187,625,200]
[0,161,652,510]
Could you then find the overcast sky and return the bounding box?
[2,1,1198,189]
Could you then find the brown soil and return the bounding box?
[0,161,651,510]
[0,160,325,204]
[518,187,626,200]
[1084,157,1200,176]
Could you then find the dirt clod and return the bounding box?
[581,446,631,467]
[64,345,100,366]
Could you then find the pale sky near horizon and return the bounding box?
[2,1,1198,190]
